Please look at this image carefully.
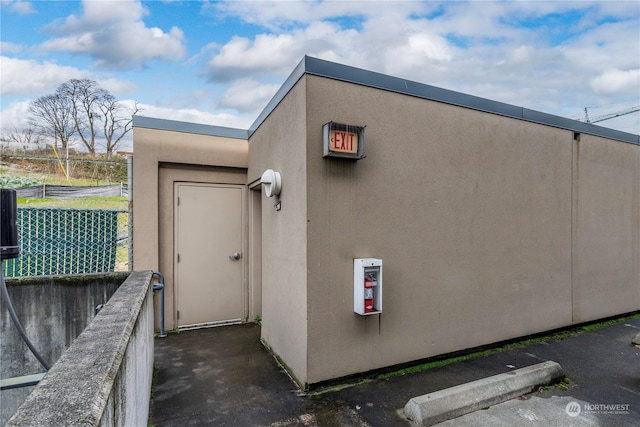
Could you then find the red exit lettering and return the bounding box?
[330,130,358,154]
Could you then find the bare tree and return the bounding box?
[0,124,42,148]
[100,99,140,157]
[28,79,138,156]
[28,93,75,153]
[60,79,109,155]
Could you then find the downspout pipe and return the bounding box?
[152,271,167,338]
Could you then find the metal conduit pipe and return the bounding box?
[1,188,50,373]
[0,266,51,371]
[152,271,167,338]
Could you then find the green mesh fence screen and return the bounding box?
[2,208,122,277]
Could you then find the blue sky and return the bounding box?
[1,0,639,151]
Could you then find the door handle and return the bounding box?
[229,252,242,260]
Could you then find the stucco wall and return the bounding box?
[133,125,248,330]
[248,78,309,386]
[133,126,248,272]
[131,67,638,389]
[302,74,638,385]
[572,135,640,322]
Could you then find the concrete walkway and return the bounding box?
[149,317,640,426]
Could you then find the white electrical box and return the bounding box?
[354,258,382,315]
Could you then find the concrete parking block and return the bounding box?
[403,361,565,426]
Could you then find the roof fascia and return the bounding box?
[270,56,638,145]
[134,56,638,146]
[133,115,249,140]
[248,57,308,136]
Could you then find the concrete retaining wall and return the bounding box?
[5,270,154,426]
[1,273,127,425]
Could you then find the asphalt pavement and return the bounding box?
[149,315,640,426]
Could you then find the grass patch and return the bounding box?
[150,365,159,400]
[555,377,572,390]
[377,350,493,380]
[377,312,640,380]
[17,196,127,210]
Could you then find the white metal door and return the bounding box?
[175,183,244,327]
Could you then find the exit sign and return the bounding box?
[322,122,365,160]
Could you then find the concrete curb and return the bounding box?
[403,361,565,426]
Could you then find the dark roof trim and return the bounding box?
[133,115,248,139]
[248,57,307,135]
[296,56,638,145]
[134,56,638,145]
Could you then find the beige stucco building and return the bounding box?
[133,56,639,389]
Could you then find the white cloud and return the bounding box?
[210,0,350,30]
[218,79,280,114]
[0,56,91,96]
[154,88,212,110]
[40,0,186,69]
[206,33,305,81]
[1,0,35,15]
[406,33,452,62]
[211,0,432,31]
[590,69,640,95]
[205,1,447,81]
[9,0,634,140]
[205,1,519,84]
[0,101,40,151]
[0,41,23,54]
[96,78,138,96]
[0,56,136,97]
[135,103,253,130]
[561,19,640,71]
[0,100,31,131]
[200,0,639,135]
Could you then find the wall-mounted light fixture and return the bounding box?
[260,169,282,198]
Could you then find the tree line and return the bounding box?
[2,79,139,157]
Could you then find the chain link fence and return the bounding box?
[2,208,128,277]
[15,184,128,198]
[0,152,128,183]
